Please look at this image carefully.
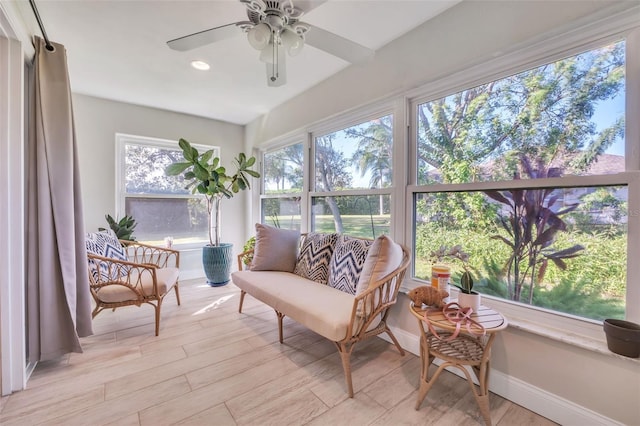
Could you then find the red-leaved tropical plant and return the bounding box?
[485,156,584,303]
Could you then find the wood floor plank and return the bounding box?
[0,385,105,425]
[139,356,301,425]
[47,376,191,425]
[362,355,422,409]
[305,391,387,426]
[174,403,237,426]
[105,340,254,400]
[234,389,328,426]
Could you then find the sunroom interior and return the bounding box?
[1,1,639,425]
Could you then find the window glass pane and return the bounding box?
[263,144,303,194]
[311,195,390,239]
[261,197,302,230]
[417,40,625,185]
[124,144,193,195]
[125,197,208,243]
[414,185,627,321]
[315,114,393,191]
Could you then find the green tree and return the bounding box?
[264,143,304,192]
[315,134,353,232]
[416,41,625,230]
[347,115,393,215]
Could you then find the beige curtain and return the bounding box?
[26,37,93,362]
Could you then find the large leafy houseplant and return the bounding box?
[165,138,260,247]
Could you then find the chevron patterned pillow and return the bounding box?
[294,232,339,284]
[86,229,128,282]
[328,235,373,295]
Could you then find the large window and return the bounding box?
[117,134,217,245]
[311,114,394,239]
[411,39,630,322]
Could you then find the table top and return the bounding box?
[410,301,508,333]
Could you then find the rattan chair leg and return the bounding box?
[174,283,181,305]
[336,342,355,398]
[385,325,405,356]
[238,290,246,313]
[276,311,285,343]
[153,302,161,336]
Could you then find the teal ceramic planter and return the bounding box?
[202,243,233,286]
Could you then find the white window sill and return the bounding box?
[505,315,640,364]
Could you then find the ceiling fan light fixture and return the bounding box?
[247,23,271,50]
[259,40,276,64]
[280,27,303,56]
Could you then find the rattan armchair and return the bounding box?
[87,240,180,336]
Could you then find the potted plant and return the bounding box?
[431,245,481,312]
[99,214,137,245]
[241,235,256,270]
[165,138,260,286]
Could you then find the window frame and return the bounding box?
[115,133,219,247]
[308,106,398,236]
[258,136,308,231]
[404,26,640,337]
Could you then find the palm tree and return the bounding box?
[348,115,393,214]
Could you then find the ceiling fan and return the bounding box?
[167,0,375,87]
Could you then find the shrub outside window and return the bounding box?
[411,40,629,322]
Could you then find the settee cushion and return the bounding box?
[294,232,338,284]
[328,235,373,295]
[251,223,300,272]
[233,270,359,341]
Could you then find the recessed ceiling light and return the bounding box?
[191,60,210,71]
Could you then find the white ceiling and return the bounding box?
[24,0,460,125]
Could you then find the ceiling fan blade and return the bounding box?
[167,23,242,51]
[303,24,374,64]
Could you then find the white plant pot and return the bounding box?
[458,292,481,313]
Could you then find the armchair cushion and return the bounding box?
[94,267,179,303]
[86,229,128,281]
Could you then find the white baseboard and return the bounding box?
[380,326,622,426]
[179,269,204,281]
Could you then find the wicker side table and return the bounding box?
[410,302,508,426]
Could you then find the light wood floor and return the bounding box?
[0,278,556,425]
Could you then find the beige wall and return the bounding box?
[73,94,247,275]
[245,1,640,424]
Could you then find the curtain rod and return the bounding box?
[28,0,54,51]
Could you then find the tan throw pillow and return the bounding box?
[250,223,300,272]
[355,235,404,296]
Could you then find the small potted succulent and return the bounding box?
[430,245,481,312]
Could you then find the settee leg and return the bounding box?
[238,290,246,313]
[276,311,285,343]
[174,282,181,306]
[336,342,355,398]
[385,325,405,356]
